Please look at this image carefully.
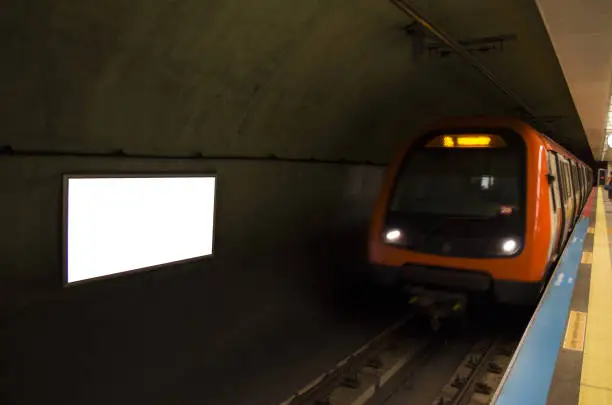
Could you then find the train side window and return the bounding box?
[547,152,560,211]
[567,162,575,199]
[556,156,568,203]
[580,168,584,191]
[574,163,580,192]
[569,161,578,194]
[565,163,571,198]
[561,160,571,202]
[569,163,577,201]
[576,164,583,200]
[575,164,584,208]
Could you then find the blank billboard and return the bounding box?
[63,175,216,284]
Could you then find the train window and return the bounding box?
[569,164,576,198]
[559,159,571,203]
[556,159,565,198]
[547,152,561,212]
[565,162,574,200]
[580,166,588,200]
[580,167,585,204]
[572,162,581,208]
[389,140,524,219]
[568,162,575,193]
[571,162,579,192]
[573,163,581,197]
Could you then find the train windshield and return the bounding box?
[389,134,524,219]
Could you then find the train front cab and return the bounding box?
[368,119,581,306]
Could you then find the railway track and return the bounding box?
[277,312,438,405]
[430,337,517,405]
[276,309,521,405]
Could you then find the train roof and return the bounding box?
[423,116,588,166]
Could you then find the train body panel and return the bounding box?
[368,117,592,306]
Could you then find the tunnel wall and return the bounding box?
[0,156,385,320]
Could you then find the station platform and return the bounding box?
[493,188,612,404]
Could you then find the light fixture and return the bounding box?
[603,96,612,160]
[500,238,520,255]
[384,229,403,243]
[607,96,612,134]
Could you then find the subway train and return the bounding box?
[368,117,593,306]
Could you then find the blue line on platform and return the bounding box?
[494,218,589,405]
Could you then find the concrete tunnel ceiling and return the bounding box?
[1,0,594,164]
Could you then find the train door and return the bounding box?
[570,162,582,214]
[583,167,590,203]
[578,165,584,210]
[563,160,577,224]
[578,166,585,209]
[554,153,574,244]
[582,167,588,205]
[546,151,563,259]
[583,167,588,199]
[552,153,570,247]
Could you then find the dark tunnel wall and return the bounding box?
[0,156,387,404]
[0,0,517,315]
[0,157,384,314]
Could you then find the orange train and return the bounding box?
[368,117,593,305]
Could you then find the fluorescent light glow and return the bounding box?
[604,96,612,158]
[65,176,216,284]
[501,238,519,254]
[385,229,402,242]
[607,96,612,134]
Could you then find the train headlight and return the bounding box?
[500,238,520,255]
[384,229,403,244]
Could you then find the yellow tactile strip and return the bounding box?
[563,311,588,352]
[579,190,612,404]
